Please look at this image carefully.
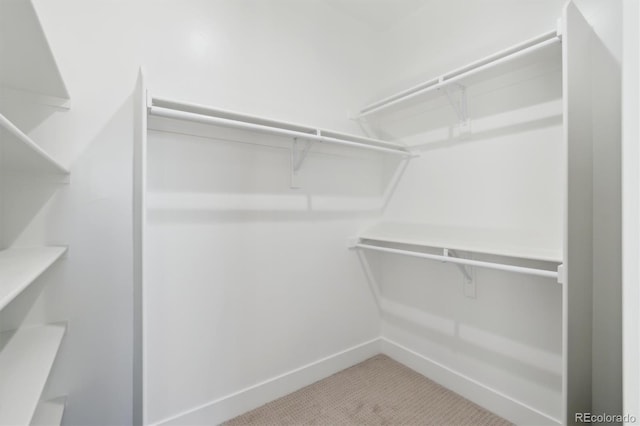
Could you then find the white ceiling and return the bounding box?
[321,0,431,31]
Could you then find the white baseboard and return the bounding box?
[151,336,561,426]
[380,337,562,425]
[152,338,381,426]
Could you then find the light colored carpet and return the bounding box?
[225,354,512,425]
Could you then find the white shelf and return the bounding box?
[0,0,69,100]
[359,222,562,263]
[31,399,65,426]
[0,324,66,426]
[0,247,67,311]
[359,30,562,118]
[0,113,69,175]
[148,96,413,157]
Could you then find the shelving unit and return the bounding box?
[352,30,565,284]
[0,324,66,426]
[0,0,71,423]
[346,6,595,423]
[0,247,67,311]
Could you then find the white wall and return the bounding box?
[363,0,624,422]
[0,1,139,425]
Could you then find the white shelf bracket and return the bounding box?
[440,83,471,134]
[444,248,476,298]
[290,137,313,189]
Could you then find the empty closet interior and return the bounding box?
[0,0,626,425]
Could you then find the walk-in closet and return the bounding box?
[1,0,637,425]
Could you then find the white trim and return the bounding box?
[623,0,640,422]
[380,337,562,426]
[150,338,381,426]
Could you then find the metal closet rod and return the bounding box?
[355,243,560,280]
[148,97,415,157]
[358,31,562,118]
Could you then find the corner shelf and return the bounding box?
[0,324,66,426]
[0,247,67,311]
[0,114,69,176]
[0,0,69,102]
[31,399,65,426]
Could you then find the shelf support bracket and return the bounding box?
[290,137,313,189]
[443,248,476,298]
[441,83,471,134]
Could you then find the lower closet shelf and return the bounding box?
[352,223,563,282]
[31,399,65,426]
[0,324,66,426]
[357,222,562,263]
[0,247,67,311]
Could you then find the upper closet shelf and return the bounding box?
[358,30,562,118]
[0,246,67,312]
[0,113,69,175]
[148,96,414,157]
[0,0,69,103]
[0,324,66,426]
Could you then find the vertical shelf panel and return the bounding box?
[563,2,595,424]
